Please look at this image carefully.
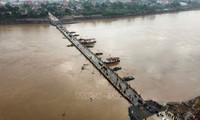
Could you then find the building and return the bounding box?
[0,1,7,7]
[157,0,169,4]
[179,2,188,6]
[110,0,132,2]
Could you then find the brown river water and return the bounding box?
[0,10,200,120]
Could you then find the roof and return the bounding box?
[0,1,7,6]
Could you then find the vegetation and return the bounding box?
[1,0,200,23]
[67,0,200,16]
[81,2,161,16]
[0,2,70,22]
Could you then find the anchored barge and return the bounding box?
[123,76,135,81]
[95,52,103,56]
[80,39,96,44]
[111,67,122,71]
[103,57,120,64]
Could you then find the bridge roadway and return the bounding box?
[49,13,145,107]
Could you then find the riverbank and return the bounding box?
[1,7,200,25]
[72,7,200,21]
[166,96,200,119]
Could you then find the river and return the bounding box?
[0,10,200,120]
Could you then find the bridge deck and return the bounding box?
[49,13,144,107]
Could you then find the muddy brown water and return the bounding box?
[0,10,200,120]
